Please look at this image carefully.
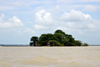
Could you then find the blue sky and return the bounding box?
[0,0,100,45]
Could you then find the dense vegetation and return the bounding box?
[30,30,88,46]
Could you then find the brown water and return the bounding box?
[0,46,100,67]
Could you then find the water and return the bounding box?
[0,46,100,67]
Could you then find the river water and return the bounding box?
[0,46,100,67]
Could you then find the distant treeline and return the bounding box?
[30,30,89,46]
[89,45,100,46]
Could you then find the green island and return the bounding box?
[30,30,88,46]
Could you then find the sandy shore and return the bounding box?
[0,46,100,67]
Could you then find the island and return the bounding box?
[30,30,88,46]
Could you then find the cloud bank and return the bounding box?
[33,9,100,36]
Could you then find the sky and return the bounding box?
[0,0,100,45]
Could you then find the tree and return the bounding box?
[82,43,88,46]
[48,40,57,46]
[39,34,58,46]
[55,29,65,35]
[54,33,65,44]
[30,29,88,46]
[31,36,38,46]
[75,40,82,46]
[30,42,33,46]
[69,38,75,43]
[39,34,48,46]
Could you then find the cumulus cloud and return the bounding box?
[59,9,100,34]
[61,9,92,22]
[33,9,100,35]
[34,9,57,31]
[0,14,24,28]
[0,14,36,35]
[35,9,55,26]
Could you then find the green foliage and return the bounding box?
[56,42,64,46]
[31,36,38,41]
[38,44,41,46]
[82,43,88,46]
[48,40,57,46]
[75,40,82,46]
[30,42,33,46]
[30,29,88,46]
[31,36,38,46]
[48,40,64,46]
[55,29,65,35]
[54,33,65,44]
[39,34,58,46]
[64,42,75,46]
[69,38,75,43]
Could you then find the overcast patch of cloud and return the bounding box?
[82,5,99,12]
[0,0,100,13]
[34,24,48,30]
[57,0,100,3]
[23,27,35,34]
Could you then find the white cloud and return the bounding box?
[34,9,100,35]
[23,27,35,34]
[60,10,100,34]
[0,0,100,12]
[61,9,92,22]
[55,5,60,9]
[0,14,24,28]
[0,14,4,20]
[35,9,55,26]
[34,24,48,30]
[12,2,22,7]
[83,14,92,20]
[82,5,98,12]
[79,0,100,3]
[0,5,15,10]
[55,0,100,13]
[57,0,100,3]
[0,14,36,35]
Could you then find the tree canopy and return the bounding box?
[30,36,38,46]
[30,29,88,46]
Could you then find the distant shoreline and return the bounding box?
[0,44,100,47]
[0,45,29,47]
[0,45,100,47]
